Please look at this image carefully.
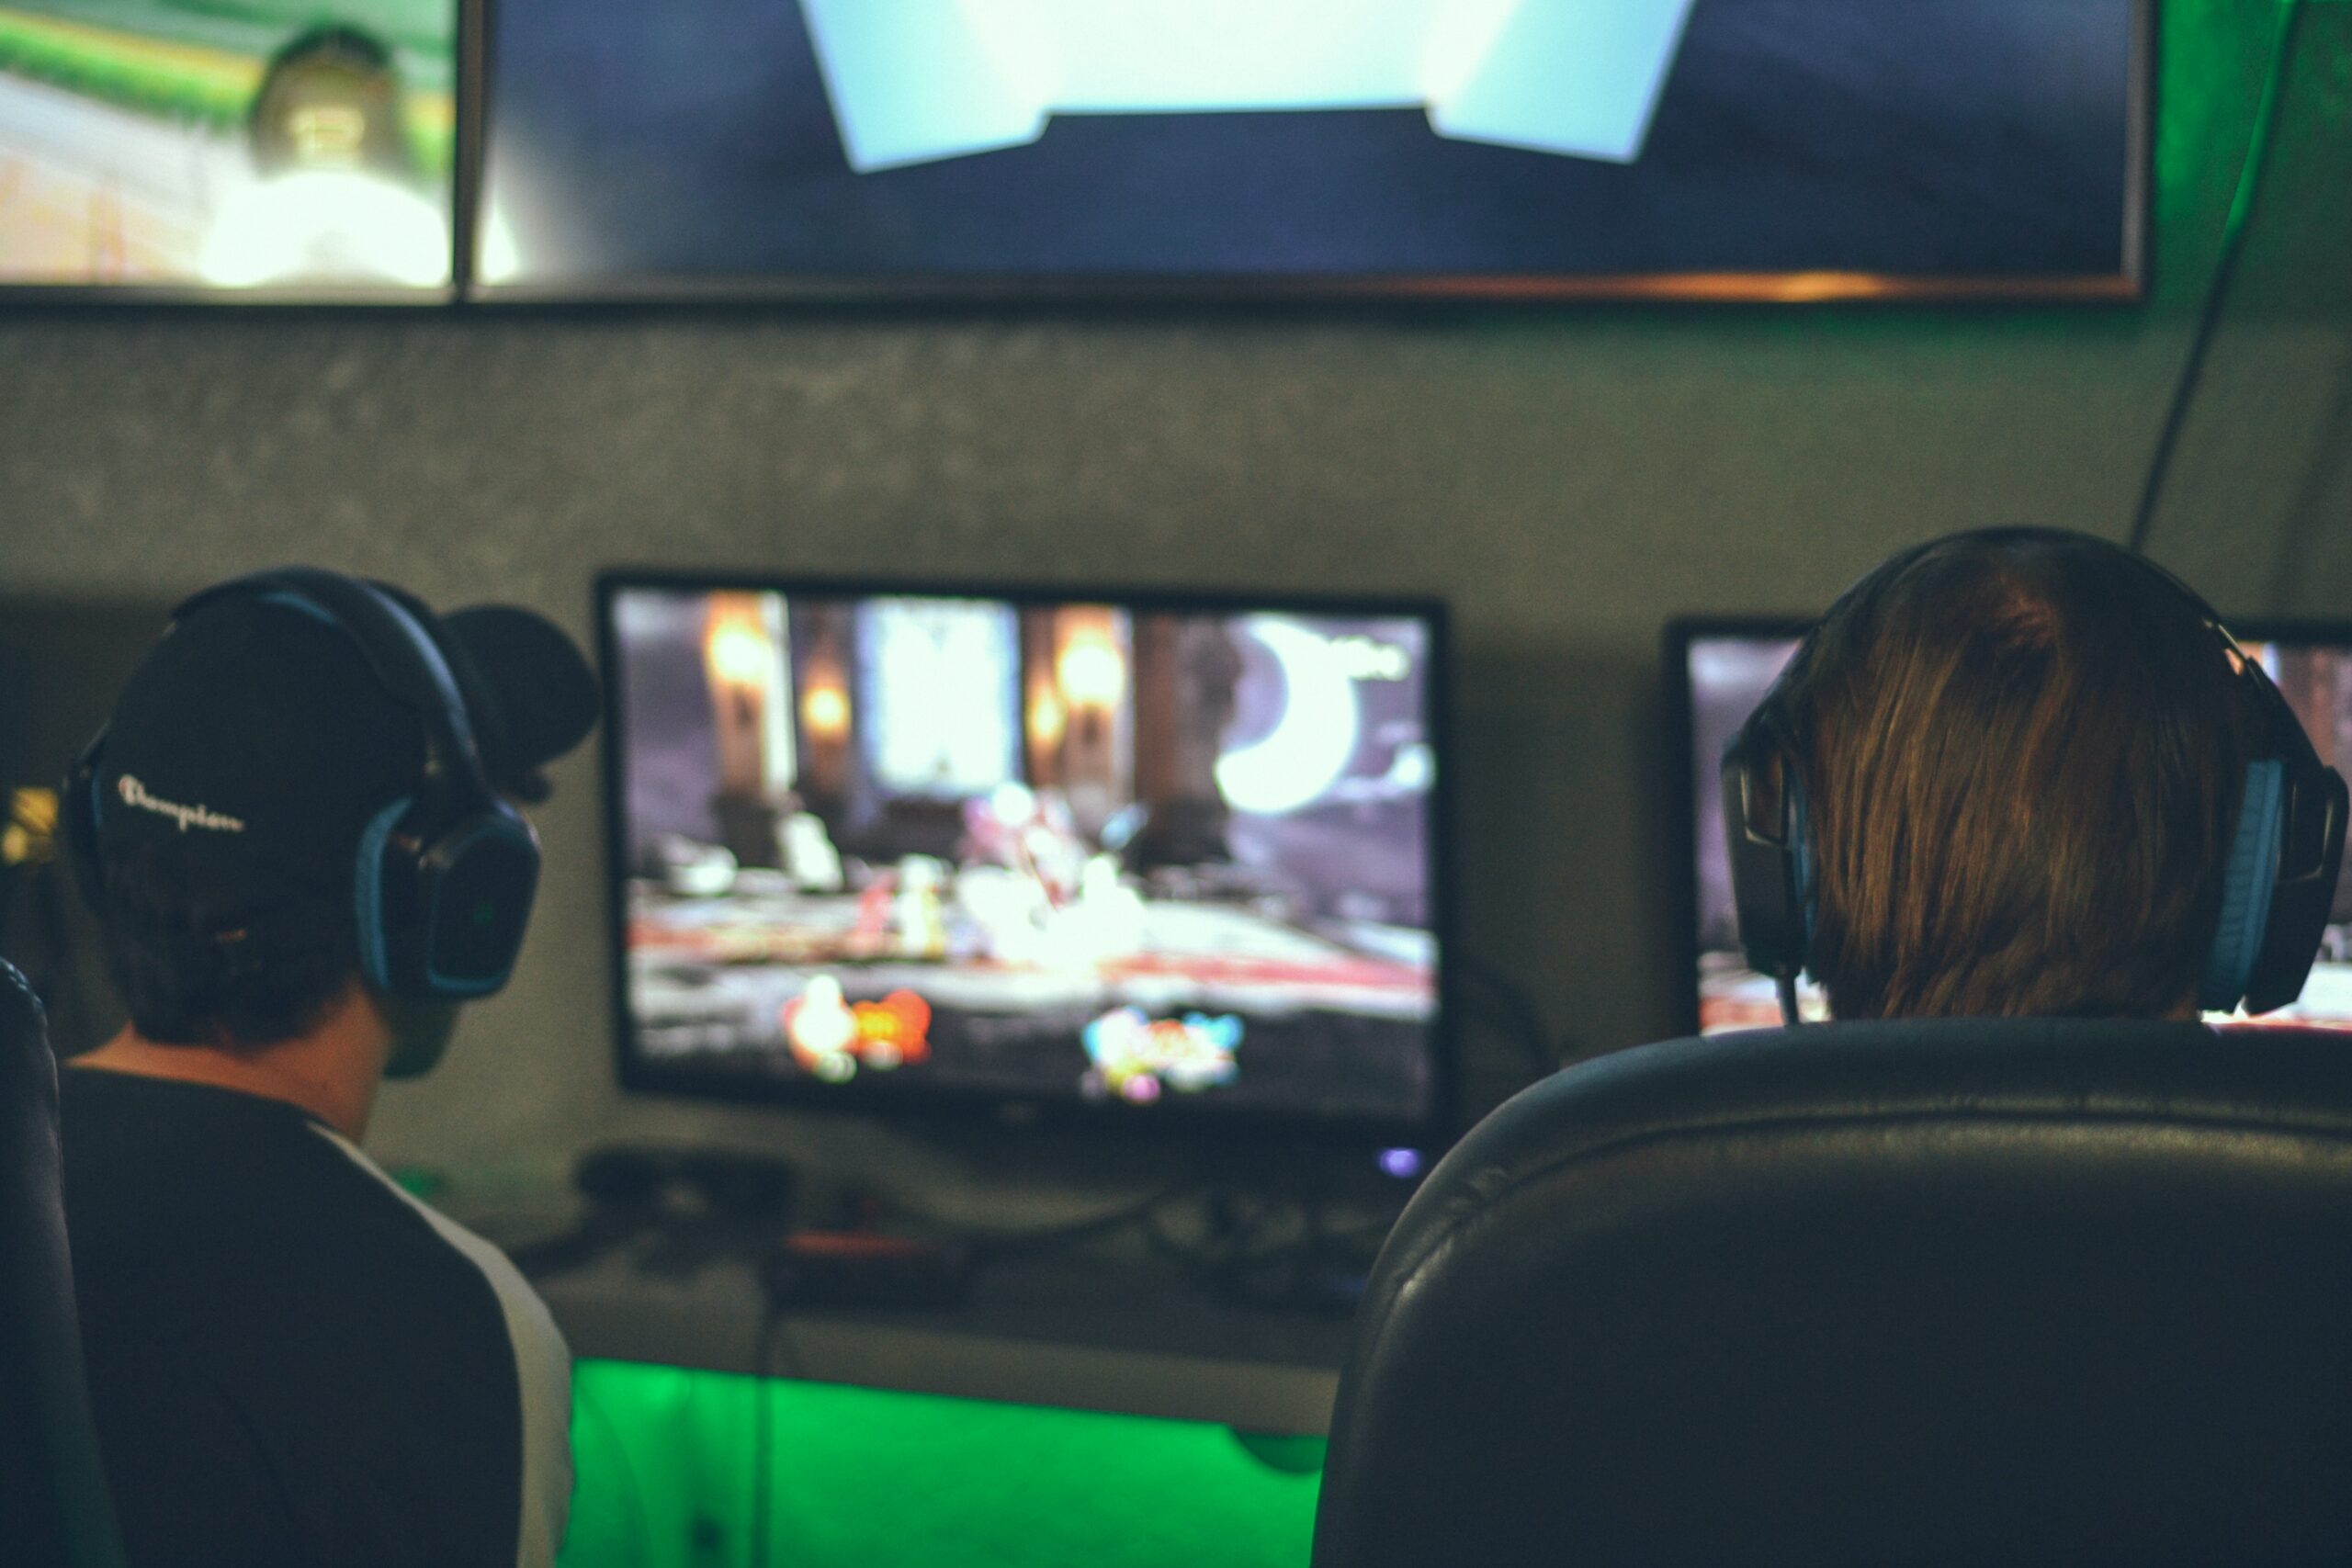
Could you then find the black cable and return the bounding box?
[574,1383,657,1565]
[2125,0,2308,556]
[748,1303,792,1568]
[1142,1190,1282,1290]
[1136,1187,1389,1312]
[957,1182,1200,1262]
[1452,952,1560,1076]
[502,1207,656,1279]
[1776,973,1803,1030]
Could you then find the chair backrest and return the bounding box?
[1315,1020,2352,1568]
[0,960,124,1568]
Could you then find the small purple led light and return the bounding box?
[1378,1147,1425,1180]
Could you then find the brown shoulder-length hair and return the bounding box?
[1788,530,2259,1021]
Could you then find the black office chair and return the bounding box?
[1315,1020,2352,1567]
[1,959,125,1568]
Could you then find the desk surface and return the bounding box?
[532,1244,1354,1436]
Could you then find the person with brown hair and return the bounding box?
[1722,527,2346,1024]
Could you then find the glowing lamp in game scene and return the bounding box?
[785,976,934,1081]
[706,608,775,691]
[1026,693,1069,750]
[798,0,1696,173]
[703,595,797,806]
[1056,635,1126,710]
[801,682,852,740]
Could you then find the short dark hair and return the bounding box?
[1790,532,2261,1021]
[95,843,357,1047]
[249,27,412,179]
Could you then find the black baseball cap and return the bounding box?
[86,574,598,897]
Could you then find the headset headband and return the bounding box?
[172,568,502,820]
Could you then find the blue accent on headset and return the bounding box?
[354,796,411,994]
[253,590,342,628]
[2201,759,2286,1013]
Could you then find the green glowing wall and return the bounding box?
[560,1360,1325,1568]
[2157,0,2351,318]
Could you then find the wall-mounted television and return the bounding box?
[1668,619,2352,1036]
[599,575,1450,1144]
[0,0,457,297]
[477,0,2148,301]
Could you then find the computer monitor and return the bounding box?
[476,0,2146,299]
[0,0,457,296]
[599,575,1449,1142]
[1668,619,2352,1035]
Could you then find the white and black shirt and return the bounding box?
[60,1069,571,1568]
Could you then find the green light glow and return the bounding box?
[2155,0,2352,312]
[559,1360,1324,1568]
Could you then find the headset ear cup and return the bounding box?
[2243,761,2350,1015]
[2202,759,2286,1013]
[353,796,413,995]
[413,810,539,998]
[1789,768,1816,958]
[1720,716,1810,983]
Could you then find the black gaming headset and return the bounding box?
[65,568,542,1001]
[1722,529,2350,1021]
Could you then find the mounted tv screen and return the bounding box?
[1671,623,2352,1036]
[599,578,1448,1141]
[477,0,2145,299]
[0,0,455,294]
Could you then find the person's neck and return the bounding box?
[74,987,390,1141]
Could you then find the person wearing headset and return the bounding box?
[57,568,598,1568]
[1722,527,2348,1026]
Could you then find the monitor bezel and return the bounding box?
[467,0,2153,306]
[1664,613,2352,1039]
[595,568,1456,1148]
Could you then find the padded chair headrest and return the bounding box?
[1317,1020,2352,1568]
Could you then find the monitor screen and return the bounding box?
[477,0,2144,299]
[1673,623,2352,1035]
[600,578,1447,1139]
[0,0,455,294]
